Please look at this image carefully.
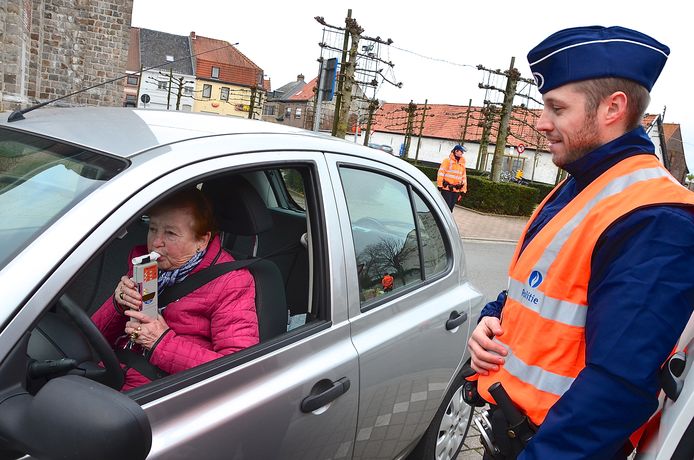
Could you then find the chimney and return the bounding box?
[297,74,304,82]
[190,31,196,39]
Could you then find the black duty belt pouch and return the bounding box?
[490,406,525,459]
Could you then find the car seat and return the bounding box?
[203,176,288,341]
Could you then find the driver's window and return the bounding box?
[54,166,316,393]
[339,167,421,305]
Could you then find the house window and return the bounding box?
[220,87,229,101]
[124,94,137,107]
[295,108,302,119]
[181,104,192,112]
[183,86,193,96]
[157,80,168,91]
[285,107,292,119]
[211,67,220,79]
[127,75,139,86]
[202,84,212,98]
[263,105,276,116]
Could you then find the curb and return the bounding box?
[461,237,518,244]
[455,205,529,220]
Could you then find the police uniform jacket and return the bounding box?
[479,127,694,459]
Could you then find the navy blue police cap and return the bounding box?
[527,26,669,94]
[452,144,467,152]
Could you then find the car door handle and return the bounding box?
[445,310,468,330]
[301,377,351,413]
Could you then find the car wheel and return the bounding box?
[409,370,474,460]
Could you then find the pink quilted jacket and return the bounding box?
[91,236,259,390]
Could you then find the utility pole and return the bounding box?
[248,86,257,119]
[316,11,399,139]
[135,65,143,107]
[459,98,472,144]
[477,59,539,181]
[488,57,519,182]
[402,100,417,159]
[362,98,379,145]
[476,103,496,172]
[335,16,363,139]
[414,99,428,163]
[331,9,352,136]
[175,76,184,110]
[166,68,173,110]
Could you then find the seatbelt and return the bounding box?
[158,258,258,308]
[117,258,258,381]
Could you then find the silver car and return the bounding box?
[0,108,483,460]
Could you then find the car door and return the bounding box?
[126,150,360,460]
[1,147,360,460]
[635,314,694,460]
[326,154,482,459]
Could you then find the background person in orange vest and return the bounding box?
[466,26,694,459]
[437,144,467,211]
[381,273,394,292]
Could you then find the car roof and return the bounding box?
[0,107,343,158]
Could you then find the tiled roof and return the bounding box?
[372,103,678,153]
[190,34,261,69]
[139,28,193,75]
[263,79,271,92]
[663,123,678,142]
[290,77,318,101]
[372,102,550,150]
[126,27,140,72]
[270,78,307,101]
[191,34,263,87]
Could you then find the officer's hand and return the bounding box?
[468,316,507,375]
[442,180,450,188]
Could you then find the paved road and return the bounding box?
[456,239,517,459]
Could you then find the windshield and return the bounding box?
[0,128,127,267]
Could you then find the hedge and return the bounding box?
[408,161,543,216]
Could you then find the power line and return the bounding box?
[389,45,477,69]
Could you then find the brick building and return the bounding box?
[190,32,266,118]
[1,0,132,112]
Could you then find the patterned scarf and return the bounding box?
[157,248,206,293]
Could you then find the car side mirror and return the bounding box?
[0,375,151,460]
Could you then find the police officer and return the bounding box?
[437,144,468,211]
[467,26,694,459]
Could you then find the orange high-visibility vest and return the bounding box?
[437,154,467,192]
[478,154,694,427]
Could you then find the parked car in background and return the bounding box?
[0,107,483,460]
[368,142,395,155]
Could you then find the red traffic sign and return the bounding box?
[515,143,526,154]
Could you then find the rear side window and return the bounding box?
[339,167,448,306]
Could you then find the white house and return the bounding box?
[363,102,681,185]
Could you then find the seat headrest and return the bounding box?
[204,176,273,235]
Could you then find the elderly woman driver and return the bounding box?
[91,188,259,391]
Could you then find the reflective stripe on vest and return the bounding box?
[437,155,466,188]
[478,154,694,426]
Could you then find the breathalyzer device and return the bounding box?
[131,251,160,318]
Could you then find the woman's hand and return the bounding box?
[124,310,170,350]
[114,275,142,310]
[468,316,507,375]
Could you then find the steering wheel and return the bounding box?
[354,216,389,232]
[57,295,125,390]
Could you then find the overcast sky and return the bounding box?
[132,0,694,171]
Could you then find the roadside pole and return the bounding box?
[313,59,326,132]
